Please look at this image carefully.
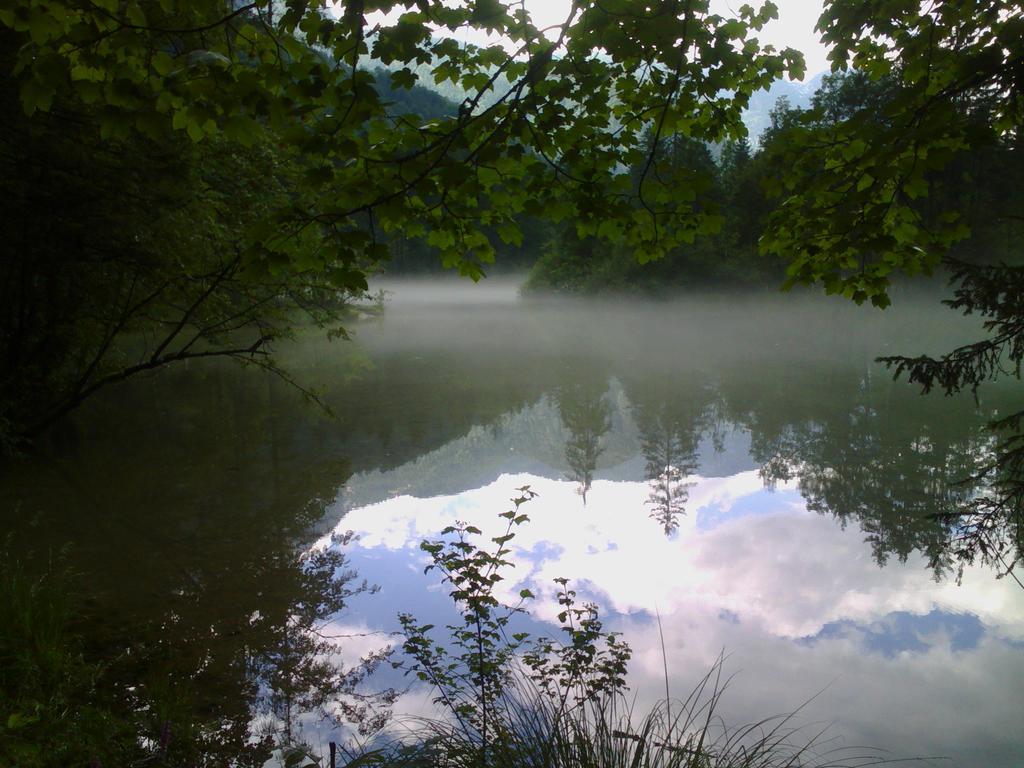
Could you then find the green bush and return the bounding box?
[381,491,898,768]
[0,552,140,767]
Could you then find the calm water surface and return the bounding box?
[2,278,1022,765]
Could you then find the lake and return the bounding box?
[2,277,1022,766]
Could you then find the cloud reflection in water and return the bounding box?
[319,471,1024,766]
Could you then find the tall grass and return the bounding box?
[0,550,137,767]
[344,496,923,768]
[343,659,919,768]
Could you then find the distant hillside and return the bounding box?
[361,32,822,140]
[374,61,823,142]
[372,67,457,120]
[743,73,824,142]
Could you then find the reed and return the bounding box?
[344,660,916,768]
[358,493,921,768]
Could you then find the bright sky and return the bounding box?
[357,0,832,81]
[520,0,830,78]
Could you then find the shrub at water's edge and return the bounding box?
[362,665,904,768]
[1,495,915,767]
[370,489,909,768]
[0,553,143,767]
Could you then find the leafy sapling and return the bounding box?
[397,487,538,758]
[522,578,631,715]
[397,487,631,761]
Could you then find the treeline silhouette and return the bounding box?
[524,71,1024,293]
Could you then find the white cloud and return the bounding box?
[316,471,1024,765]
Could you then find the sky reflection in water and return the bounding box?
[8,278,1019,765]
[320,452,1024,766]
[286,281,1024,766]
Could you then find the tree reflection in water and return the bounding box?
[627,377,716,537]
[716,359,1020,586]
[252,536,394,750]
[107,528,395,766]
[639,413,698,536]
[0,367,399,765]
[555,381,612,505]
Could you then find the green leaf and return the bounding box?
[152,51,175,77]
[186,119,206,142]
[20,77,54,115]
[283,747,311,767]
[841,139,867,161]
[495,222,522,246]
[27,9,63,44]
[126,4,146,27]
[6,712,38,730]
[904,176,928,199]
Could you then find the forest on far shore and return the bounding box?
[387,70,1024,294]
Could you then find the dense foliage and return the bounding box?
[0,556,141,766]
[0,0,803,443]
[526,69,1024,295]
[765,0,1023,305]
[0,27,364,442]
[2,0,1023,757]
